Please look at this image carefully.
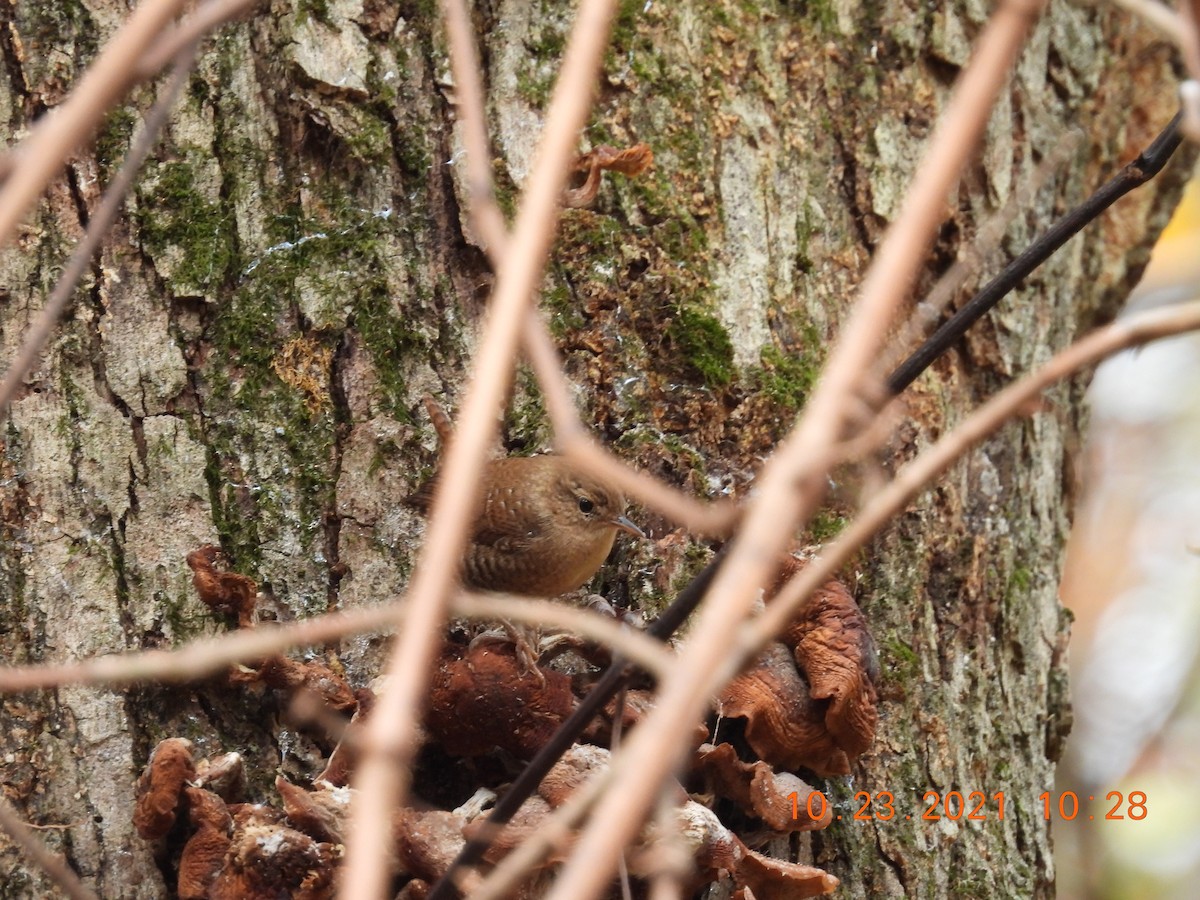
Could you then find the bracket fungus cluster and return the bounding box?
[134,737,344,899]
[716,558,880,777]
[135,547,878,897]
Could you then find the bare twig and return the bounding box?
[0,0,188,251]
[1181,0,1200,76]
[1106,0,1185,39]
[887,111,1184,394]
[442,0,733,537]
[0,795,97,900]
[539,3,1045,897]
[338,2,622,894]
[136,0,262,76]
[442,0,509,255]
[0,607,394,693]
[0,46,199,417]
[1181,1,1200,139]
[458,594,673,676]
[522,310,738,535]
[646,788,688,900]
[0,590,667,692]
[749,297,1200,653]
[877,127,1083,387]
[559,432,739,535]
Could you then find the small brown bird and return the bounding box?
[459,454,644,596]
[412,398,644,597]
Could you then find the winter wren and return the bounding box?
[412,397,644,596]
[460,455,643,596]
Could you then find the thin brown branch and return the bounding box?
[444,0,728,538]
[1181,0,1200,75]
[0,45,199,417]
[747,297,1200,653]
[646,788,688,900]
[0,795,97,900]
[1106,0,1186,38]
[136,0,263,76]
[1182,0,1200,139]
[540,2,1045,897]
[441,0,510,256]
[0,604,398,693]
[878,127,1082,386]
[457,594,674,677]
[558,432,739,536]
[0,590,666,692]
[1184,81,1200,141]
[522,309,738,535]
[339,3,622,891]
[0,0,188,251]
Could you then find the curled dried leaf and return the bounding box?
[394,807,468,884]
[717,642,850,776]
[194,752,246,802]
[133,738,197,839]
[694,743,831,831]
[426,643,575,758]
[238,655,358,713]
[178,787,232,900]
[276,776,351,845]
[563,142,654,208]
[187,546,258,627]
[571,142,655,177]
[734,834,840,899]
[775,572,879,758]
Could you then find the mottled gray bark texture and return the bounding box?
[0,0,1189,896]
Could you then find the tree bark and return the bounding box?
[0,0,1189,896]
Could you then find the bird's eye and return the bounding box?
[577,496,595,515]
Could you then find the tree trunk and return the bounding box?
[0,0,1188,896]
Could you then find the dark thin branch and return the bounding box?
[886,111,1185,395]
[424,547,728,900]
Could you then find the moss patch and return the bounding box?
[666,307,735,387]
[137,156,235,294]
[754,342,819,409]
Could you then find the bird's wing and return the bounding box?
[471,528,537,553]
[471,490,548,553]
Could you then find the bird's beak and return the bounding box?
[611,515,647,539]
